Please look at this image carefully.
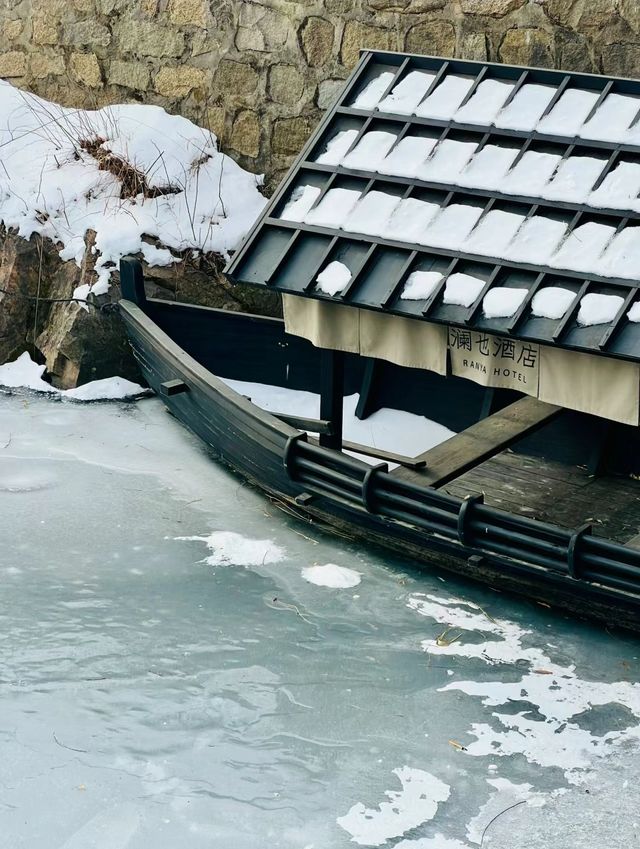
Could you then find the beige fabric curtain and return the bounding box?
[539,346,640,426]
[448,329,539,398]
[283,295,360,354]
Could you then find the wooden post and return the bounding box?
[355,358,381,421]
[319,348,344,449]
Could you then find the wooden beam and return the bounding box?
[271,413,333,435]
[341,440,426,470]
[319,348,344,449]
[392,396,562,488]
[355,358,381,421]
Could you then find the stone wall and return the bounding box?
[1,0,640,187]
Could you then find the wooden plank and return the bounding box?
[393,396,562,488]
[319,348,344,449]
[271,413,333,435]
[341,440,426,470]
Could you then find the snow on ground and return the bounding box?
[337,767,451,846]
[176,530,285,567]
[0,352,146,400]
[301,563,361,588]
[0,79,266,297]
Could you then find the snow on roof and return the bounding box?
[0,80,267,299]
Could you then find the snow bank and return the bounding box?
[0,352,146,400]
[0,80,267,297]
[301,563,361,588]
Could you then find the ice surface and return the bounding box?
[419,139,478,184]
[421,204,484,249]
[454,79,514,125]
[315,260,352,295]
[494,83,557,131]
[352,71,395,109]
[456,144,520,190]
[590,161,640,210]
[537,88,601,136]
[346,190,402,236]
[628,301,640,322]
[280,184,322,222]
[178,530,285,566]
[550,221,616,273]
[501,150,561,196]
[415,74,475,120]
[443,272,486,307]
[577,292,624,326]
[315,129,360,166]
[580,93,640,142]
[598,226,640,279]
[342,131,398,171]
[506,215,568,264]
[304,187,362,228]
[337,767,450,846]
[542,156,607,203]
[386,197,441,243]
[400,270,443,301]
[301,563,361,588]
[378,70,436,115]
[378,135,438,177]
[482,287,528,319]
[531,286,576,320]
[463,209,526,258]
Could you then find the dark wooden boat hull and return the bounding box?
[120,293,640,632]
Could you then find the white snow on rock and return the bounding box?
[420,139,478,184]
[494,83,557,132]
[0,352,146,400]
[579,93,640,143]
[577,293,624,327]
[378,135,438,178]
[628,301,640,322]
[454,79,514,125]
[0,80,267,297]
[352,72,395,110]
[400,270,443,301]
[305,188,362,229]
[342,131,398,172]
[531,287,576,320]
[415,75,475,120]
[337,767,450,846]
[280,185,322,222]
[346,190,401,236]
[482,287,528,319]
[537,88,601,136]
[378,70,436,115]
[315,129,359,166]
[443,273,486,308]
[301,563,361,588]
[315,260,352,296]
[177,530,285,567]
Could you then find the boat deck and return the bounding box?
[446,450,640,546]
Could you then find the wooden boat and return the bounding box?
[120,51,640,631]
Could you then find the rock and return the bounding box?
[113,20,185,58]
[268,64,305,105]
[30,54,66,79]
[300,17,335,67]
[601,42,640,77]
[108,60,151,91]
[405,21,456,56]
[32,16,59,46]
[214,59,259,97]
[2,19,23,41]
[70,53,102,88]
[317,78,346,109]
[498,28,554,67]
[0,52,27,78]
[66,20,112,49]
[340,21,397,68]
[368,0,446,9]
[154,65,208,99]
[168,0,209,28]
[229,110,261,157]
[235,27,266,52]
[205,106,226,143]
[459,0,526,16]
[272,115,314,156]
[460,32,488,61]
[557,31,594,72]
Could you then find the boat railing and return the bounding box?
[284,432,640,601]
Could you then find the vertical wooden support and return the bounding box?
[319,348,344,449]
[119,257,146,305]
[355,358,381,421]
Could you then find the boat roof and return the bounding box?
[225,51,640,364]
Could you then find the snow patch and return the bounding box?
[305,188,362,229]
[352,72,395,110]
[577,293,624,327]
[494,83,557,132]
[301,563,361,589]
[316,129,359,166]
[316,260,352,296]
[465,778,546,845]
[342,131,398,172]
[482,287,528,319]
[531,287,576,320]
[177,530,285,567]
[443,273,486,308]
[415,75,475,120]
[400,270,443,301]
[454,79,514,125]
[280,185,322,223]
[628,301,640,323]
[378,71,436,116]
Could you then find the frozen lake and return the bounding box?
[1,393,639,848]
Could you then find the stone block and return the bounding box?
[602,42,640,77]
[214,59,259,97]
[405,21,456,57]
[229,110,260,157]
[205,106,226,143]
[154,65,208,98]
[272,115,313,156]
[317,78,346,109]
[557,32,594,72]
[268,64,305,105]
[300,17,335,67]
[2,19,22,41]
[66,20,112,48]
[367,0,445,9]
[235,27,266,51]
[169,0,209,28]
[73,0,95,12]
[70,52,102,88]
[459,0,526,16]
[30,54,66,78]
[340,21,396,68]
[113,20,185,58]
[108,60,151,90]
[498,27,554,67]
[460,32,488,61]
[0,51,27,78]
[32,16,59,46]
